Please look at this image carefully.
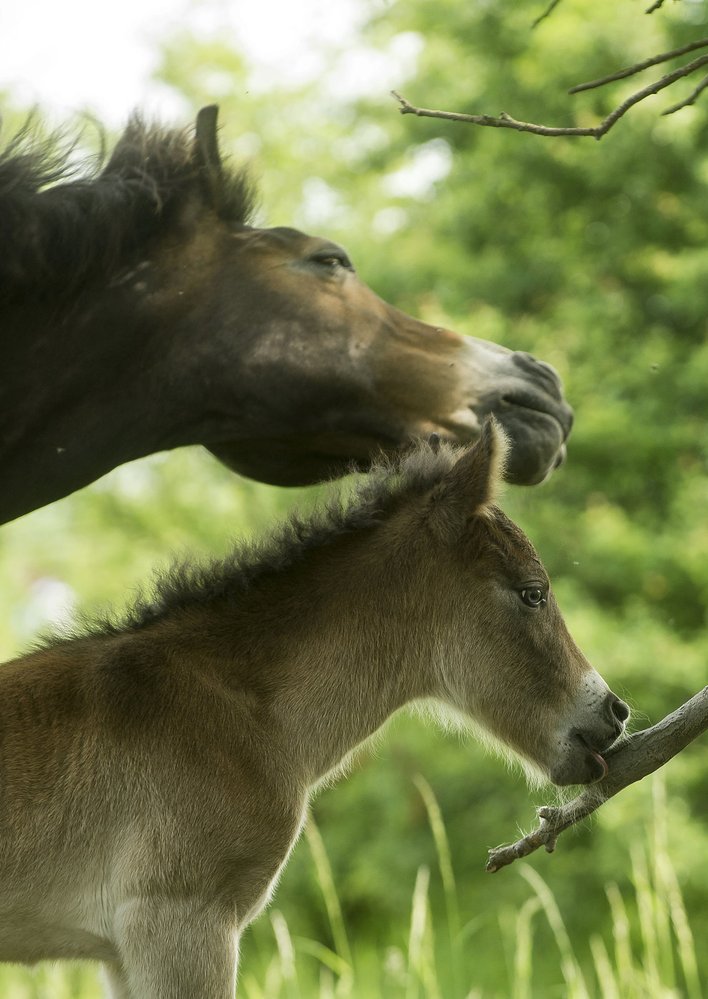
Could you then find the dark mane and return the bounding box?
[57,442,460,645]
[0,111,255,300]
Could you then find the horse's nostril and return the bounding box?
[610,695,630,725]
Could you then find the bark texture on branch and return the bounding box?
[393,34,708,138]
[486,686,708,873]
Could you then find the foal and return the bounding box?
[0,421,628,998]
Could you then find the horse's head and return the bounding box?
[171,108,573,489]
[412,421,628,785]
[0,106,574,524]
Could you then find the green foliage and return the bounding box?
[1,0,707,993]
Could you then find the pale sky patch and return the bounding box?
[0,0,366,125]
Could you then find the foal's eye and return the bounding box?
[519,587,547,608]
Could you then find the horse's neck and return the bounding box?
[0,292,188,523]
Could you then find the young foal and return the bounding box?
[0,421,628,998]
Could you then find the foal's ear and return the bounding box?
[194,105,224,207]
[428,417,509,538]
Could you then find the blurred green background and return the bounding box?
[1,0,706,995]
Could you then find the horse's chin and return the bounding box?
[492,410,569,486]
[207,409,569,488]
[207,444,342,486]
[207,439,377,487]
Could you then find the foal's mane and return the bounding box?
[0,111,255,299]
[63,443,461,645]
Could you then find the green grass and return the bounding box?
[0,776,701,998]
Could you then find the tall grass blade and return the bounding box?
[630,844,661,992]
[413,774,460,942]
[406,865,429,999]
[511,896,541,999]
[649,778,701,999]
[405,865,441,999]
[319,966,335,999]
[665,870,701,999]
[605,881,635,995]
[304,820,354,996]
[589,934,620,999]
[292,938,353,978]
[271,910,299,999]
[649,777,676,989]
[654,840,702,999]
[518,864,590,999]
[262,953,285,999]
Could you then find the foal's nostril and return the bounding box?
[610,695,630,726]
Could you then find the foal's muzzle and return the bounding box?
[551,692,630,786]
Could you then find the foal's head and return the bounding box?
[396,421,628,785]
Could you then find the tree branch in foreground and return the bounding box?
[392,50,708,140]
[486,685,708,873]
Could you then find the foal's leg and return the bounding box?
[112,898,239,999]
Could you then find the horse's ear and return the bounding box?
[194,105,223,208]
[428,417,509,538]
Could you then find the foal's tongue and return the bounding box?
[590,750,609,781]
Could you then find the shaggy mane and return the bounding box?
[64,441,462,644]
[0,111,256,300]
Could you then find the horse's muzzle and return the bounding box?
[470,349,574,485]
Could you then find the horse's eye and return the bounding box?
[311,251,354,272]
[519,587,547,608]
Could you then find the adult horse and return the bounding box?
[0,106,573,525]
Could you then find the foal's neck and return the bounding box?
[224,538,435,787]
[275,629,418,786]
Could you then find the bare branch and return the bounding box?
[569,36,708,94]
[662,73,708,115]
[532,0,563,30]
[646,0,669,12]
[393,51,708,140]
[392,92,597,137]
[485,686,708,873]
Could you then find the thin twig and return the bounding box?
[662,73,708,115]
[646,0,668,12]
[532,0,563,30]
[485,686,708,873]
[392,92,597,137]
[393,51,708,140]
[592,52,708,131]
[569,36,708,94]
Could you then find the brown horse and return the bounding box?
[0,106,573,525]
[0,420,628,997]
